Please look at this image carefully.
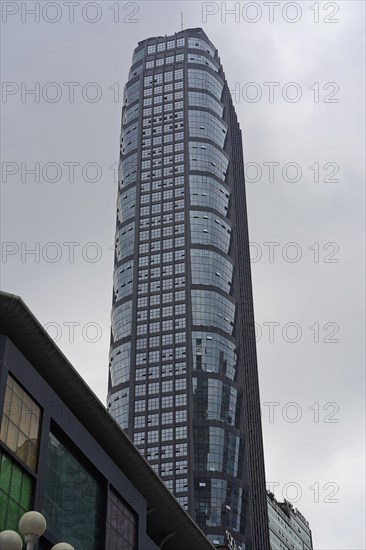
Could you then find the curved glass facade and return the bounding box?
[108,28,270,550]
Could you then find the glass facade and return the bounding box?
[0,451,32,531]
[108,28,269,548]
[106,489,137,550]
[0,375,41,472]
[42,431,104,550]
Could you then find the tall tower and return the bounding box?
[107,28,270,549]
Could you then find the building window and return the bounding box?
[0,451,32,531]
[42,431,103,550]
[106,489,137,550]
[175,478,188,493]
[0,375,41,473]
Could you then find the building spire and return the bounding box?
[180,11,183,31]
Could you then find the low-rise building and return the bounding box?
[0,291,216,550]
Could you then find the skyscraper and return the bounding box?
[107,28,270,549]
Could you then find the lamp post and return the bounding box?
[18,512,46,550]
[0,511,74,550]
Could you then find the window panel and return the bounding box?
[111,301,132,341]
[193,378,238,427]
[191,249,233,292]
[188,69,223,100]
[192,331,237,380]
[109,342,131,387]
[115,222,135,261]
[42,432,104,550]
[191,290,235,334]
[188,91,223,117]
[108,389,129,429]
[113,260,133,300]
[0,376,41,472]
[190,211,231,253]
[188,37,215,58]
[106,489,137,550]
[193,426,241,477]
[189,141,229,181]
[189,174,230,215]
[0,452,32,531]
[124,81,140,104]
[188,110,227,147]
[188,53,219,72]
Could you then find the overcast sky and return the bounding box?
[1,1,365,548]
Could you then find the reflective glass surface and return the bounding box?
[191,248,233,292]
[119,153,137,188]
[0,375,41,472]
[189,175,230,215]
[111,301,132,341]
[43,432,103,550]
[189,141,229,180]
[123,100,139,123]
[188,53,219,72]
[124,81,140,103]
[187,37,215,58]
[109,342,131,386]
[108,388,129,429]
[106,489,137,550]
[188,69,223,99]
[195,477,242,531]
[117,187,136,223]
[192,290,235,334]
[0,451,32,531]
[188,110,227,147]
[113,260,134,300]
[193,377,239,427]
[193,426,241,476]
[192,331,237,380]
[116,222,135,261]
[190,211,232,254]
[121,124,139,155]
[188,91,224,116]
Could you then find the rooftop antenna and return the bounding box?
[180,12,183,31]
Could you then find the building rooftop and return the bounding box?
[267,491,311,529]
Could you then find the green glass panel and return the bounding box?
[10,465,22,502]
[0,492,9,530]
[7,498,20,531]
[20,474,32,509]
[0,452,32,530]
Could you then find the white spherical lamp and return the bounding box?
[51,544,75,550]
[18,511,47,544]
[0,530,23,550]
